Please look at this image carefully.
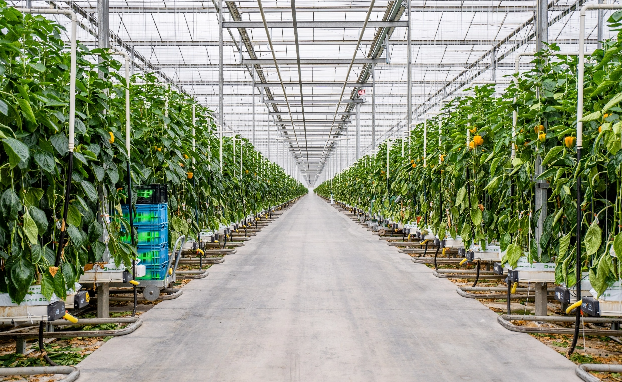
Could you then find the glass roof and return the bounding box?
[11,0,618,186]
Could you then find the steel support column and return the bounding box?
[372,64,376,151]
[598,0,604,49]
[219,0,224,173]
[356,103,361,160]
[535,0,548,317]
[407,0,412,159]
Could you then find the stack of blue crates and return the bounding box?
[122,198,169,280]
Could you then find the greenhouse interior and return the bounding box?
[3,0,622,380]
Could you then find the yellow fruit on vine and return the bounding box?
[470,127,477,134]
[604,113,610,118]
[468,141,475,150]
[187,172,193,179]
[565,136,576,148]
[534,124,544,134]
[184,154,189,159]
[179,162,184,167]
[599,125,603,133]
[473,135,484,146]
[440,154,445,162]
[109,132,114,143]
[478,204,484,211]
[157,147,162,152]
[412,163,417,168]
[538,133,546,142]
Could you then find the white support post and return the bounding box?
[423,120,427,167]
[219,0,224,173]
[356,102,361,160]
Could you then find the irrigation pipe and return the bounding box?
[107,288,183,302]
[433,272,505,280]
[0,317,142,340]
[457,288,554,300]
[576,364,622,382]
[497,314,622,335]
[0,366,79,382]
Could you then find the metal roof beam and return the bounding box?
[222,21,408,28]
[123,39,593,47]
[182,81,450,87]
[242,58,384,65]
[269,111,355,116]
[79,5,569,13]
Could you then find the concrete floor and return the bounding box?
[78,194,580,381]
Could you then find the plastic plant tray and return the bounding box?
[122,204,168,226]
[137,262,169,281]
[137,243,169,266]
[121,223,168,246]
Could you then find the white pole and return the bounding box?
[423,120,427,167]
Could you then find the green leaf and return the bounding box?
[67,204,82,227]
[559,233,571,257]
[511,157,524,167]
[50,134,68,156]
[22,209,39,245]
[604,92,622,112]
[92,165,105,182]
[28,62,46,72]
[613,232,622,263]
[585,220,602,257]
[552,208,564,227]
[484,176,501,191]
[53,270,66,300]
[0,99,8,116]
[81,180,98,202]
[88,220,103,242]
[41,272,55,300]
[24,188,44,207]
[29,206,48,235]
[505,243,523,268]
[581,111,602,122]
[94,241,106,261]
[10,259,35,303]
[0,189,21,221]
[16,98,36,123]
[471,208,482,226]
[456,186,466,207]
[30,244,43,264]
[67,224,84,247]
[34,151,55,173]
[541,146,564,167]
[61,263,76,286]
[2,138,29,168]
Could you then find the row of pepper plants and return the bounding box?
[317,12,622,298]
[0,2,307,303]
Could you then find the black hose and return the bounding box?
[569,148,582,356]
[472,260,481,287]
[126,161,137,317]
[39,321,57,366]
[54,152,74,267]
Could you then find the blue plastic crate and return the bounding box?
[137,261,169,280]
[121,204,168,226]
[136,243,169,266]
[121,223,168,246]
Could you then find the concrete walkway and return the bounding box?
[78,194,579,381]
